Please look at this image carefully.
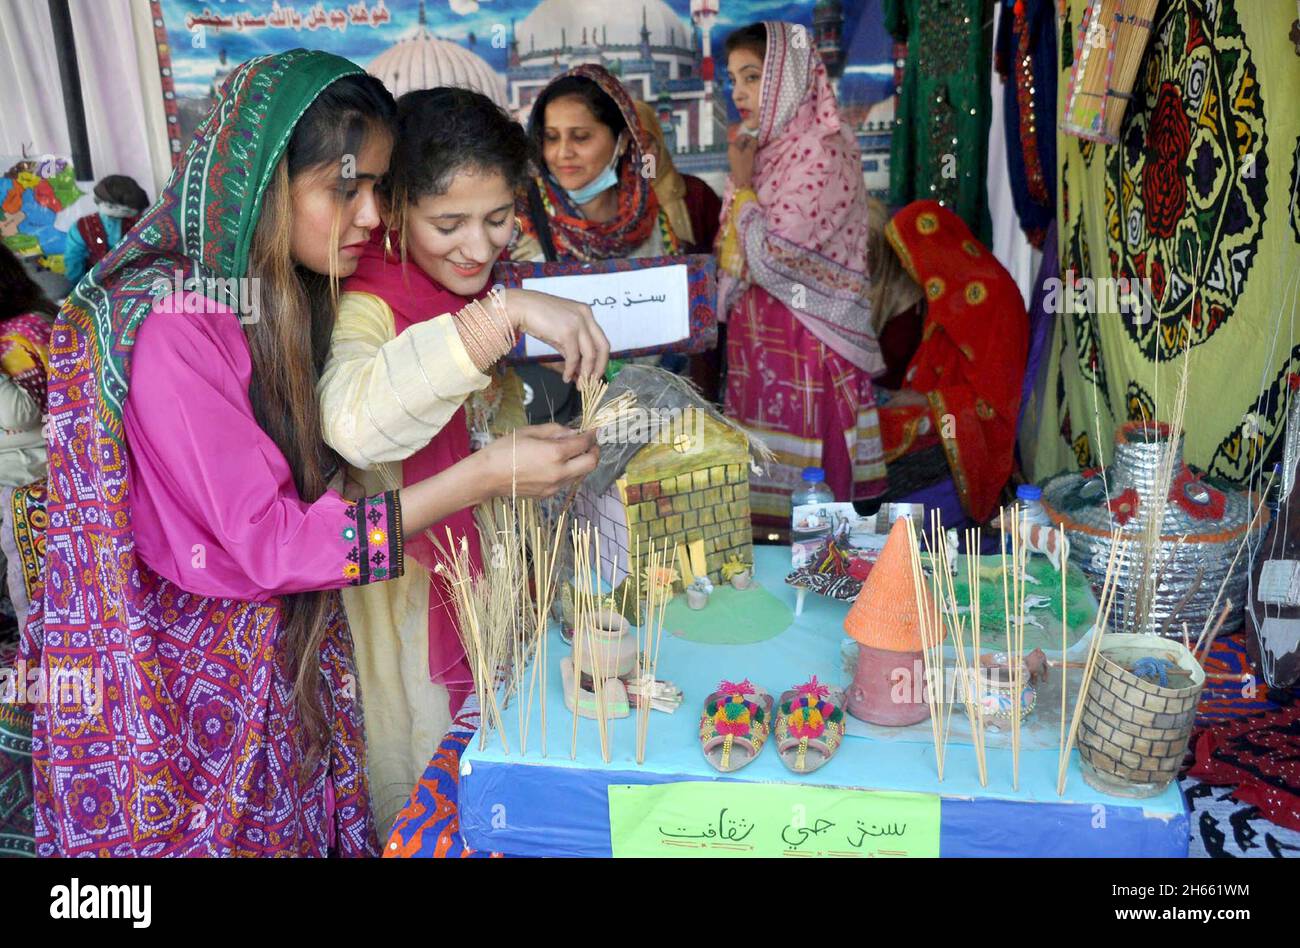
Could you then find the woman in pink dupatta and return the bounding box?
[717,22,886,540]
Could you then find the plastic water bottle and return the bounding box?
[1015,483,1052,528]
[1001,483,1051,552]
[792,467,836,537]
[794,468,836,507]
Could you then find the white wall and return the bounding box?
[0,0,170,196]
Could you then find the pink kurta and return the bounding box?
[725,285,887,537]
[125,304,387,599]
[25,295,403,856]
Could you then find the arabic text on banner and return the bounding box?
[607,781,940,858]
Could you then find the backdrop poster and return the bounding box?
[151,0,896,194]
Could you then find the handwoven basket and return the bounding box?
[1077,633,1204,797]
[1061,0,1159,143]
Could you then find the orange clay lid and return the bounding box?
[844,516,941,652]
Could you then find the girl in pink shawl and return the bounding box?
[718,22,887,540]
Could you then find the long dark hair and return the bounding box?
[245,71,395,768]
[0,242,59,322]
[381,87,533,255]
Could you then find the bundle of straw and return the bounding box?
[553,375,640,530]
[433,528,516,753]
[963,528,988,786]
[577,374,638,434]
[1062,0,1160,143]
[521,499,567,757]
[905,513,949,781]
[569,521,613,761]
[633,535,673,765]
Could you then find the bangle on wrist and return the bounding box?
[486,289,515,352]
[453,303,493,372]
[453,297,516,373]
[496,287,523,336]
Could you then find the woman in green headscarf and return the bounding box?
[11,50,599,857]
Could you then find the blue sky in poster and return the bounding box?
[160,0,894,108]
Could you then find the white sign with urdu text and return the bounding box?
[521,264,690,357]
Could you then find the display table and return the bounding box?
[457,545,1189,857]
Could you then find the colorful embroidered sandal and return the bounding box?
[699,679,772,773]
[775,676,847,775]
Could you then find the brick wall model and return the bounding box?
[623,461,753,582]
[1076,651,1202,792]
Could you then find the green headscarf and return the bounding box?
[64,48,363,429]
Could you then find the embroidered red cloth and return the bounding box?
[1188,705,1300,832]
[881,202,1029,522]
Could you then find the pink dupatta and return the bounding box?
[343,230,484,712]
[718,21,881,376]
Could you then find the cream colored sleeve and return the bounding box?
[319,291,491,470]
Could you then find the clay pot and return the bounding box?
[846,644,931,726]
[686,587,710,610]
[729,569,753,590]
[576,608,638,679]
[971,655,1038,728]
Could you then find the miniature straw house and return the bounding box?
[571,365,761,587]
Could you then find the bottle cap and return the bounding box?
[801,467,826,483]
[1016,483,1043,501]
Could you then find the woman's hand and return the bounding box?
[398,424,600,540]
[479,423,600,498]
[502,288,610,384]
[728,134,757,189]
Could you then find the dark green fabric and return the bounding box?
[885,0,993,243]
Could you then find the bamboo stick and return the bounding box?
[1057,528,1124,795]
[539,506,567,759]
[915,518,943,779]
[1195,600,1232,666]
[931,514,947,776]
[907,516,945,780]
[592,525,610,762]
[1011,504,1023,790]
[1058,524,1069,786]
[569,523,586,760]
[522,518,541,755]
[646,541,672,758]
[949,529,985,786]
[970,529,987,784]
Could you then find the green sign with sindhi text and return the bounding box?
[608,782,939,858]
